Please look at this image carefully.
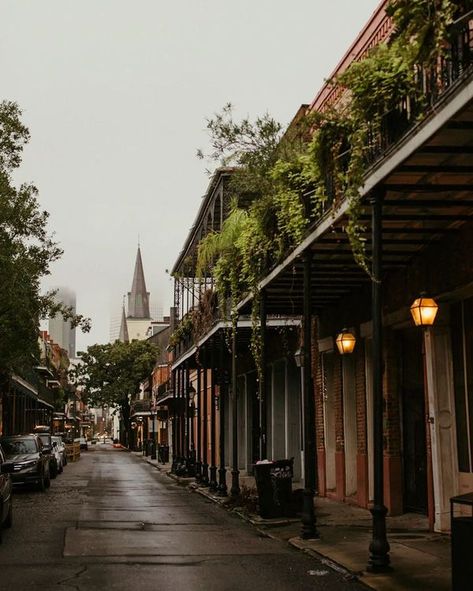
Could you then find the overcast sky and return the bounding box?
[1,0,380,351]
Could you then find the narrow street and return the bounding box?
[0,445,365,591]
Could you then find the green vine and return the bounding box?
[190,0,466,372]
[169,314,194,348]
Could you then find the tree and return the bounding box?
[73,340,159,446]
[0,100,90,382]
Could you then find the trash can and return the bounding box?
[158,444,169,464]
[451,492,473,590]
[254,458,294,518]
[271,458,294,517]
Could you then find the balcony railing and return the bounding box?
[130,399,152,415]
[303,15,473,223]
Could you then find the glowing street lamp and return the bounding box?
[410,294,439,327]
[336,330,356,355]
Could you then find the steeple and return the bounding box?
[127,246,151,319]
[118,300,129,343]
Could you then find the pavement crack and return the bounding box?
[56,565,88,590]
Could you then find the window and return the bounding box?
[452,296,473,472]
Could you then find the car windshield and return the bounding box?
[37,435,50,446]
[52,437,62,445]
[1,439,37,454]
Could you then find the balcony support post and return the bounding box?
[217,333,228,496]
[209,343,218,491]
[195,367,202,482]
[259,289,267,460]
[300,251,319,540]
[230,319,240,498]
[201,349,209,486]
[367,187,391,573]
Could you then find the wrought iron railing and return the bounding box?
[304,16,473,223]
[130,399,151,415]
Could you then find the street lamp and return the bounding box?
[335,329,356,355]
[410,294,438,327]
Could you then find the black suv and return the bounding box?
[0,435,51,491]
[0,444,13,542]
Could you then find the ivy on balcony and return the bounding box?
[175,0,472,371]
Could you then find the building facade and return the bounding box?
[167,1,473,564]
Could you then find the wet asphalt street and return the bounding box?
[0,445,365,591]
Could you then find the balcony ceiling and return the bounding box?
[239,97,473,316]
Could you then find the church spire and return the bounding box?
[118,299,129,343]
[127,246,151,319]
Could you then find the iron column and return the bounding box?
[230,319,240,497]
[301,251,319,539]
[367,187,391,572]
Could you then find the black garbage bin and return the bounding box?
[254,459,294,518]
[451,492,473,590]
[271,458,294,517]
[158,444,169,464]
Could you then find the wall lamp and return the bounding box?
[410,294,439,327]
[336,329,356,355]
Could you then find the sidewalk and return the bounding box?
[135,453,451,591]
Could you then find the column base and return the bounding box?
[201,463,209,486]
[217,467,228,496]
[367,504,391,572]
[300,488,319,540]
[209,466,218,491]
[195,461,202,482]
[230,469,240,497]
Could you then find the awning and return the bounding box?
[36,398,54,410]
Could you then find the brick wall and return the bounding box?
[311,318,325,451]
[355,344,367,455]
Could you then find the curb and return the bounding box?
[287,537,362,583]
[139,455,369,587]
[137,454,447,591]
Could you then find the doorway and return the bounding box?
[401,328,427,514]
[322,351,336,492]
[247,372,260,468]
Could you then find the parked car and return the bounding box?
[0,443,13,543]
[51,436,67,467]
[78,437,88,451]
[0,435,50,491]
[36,433,59,478]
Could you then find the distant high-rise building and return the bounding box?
[48,287,76,357]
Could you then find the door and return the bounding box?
[401,328,427,514]
[343,355,357,497]
[322,351,336,491]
